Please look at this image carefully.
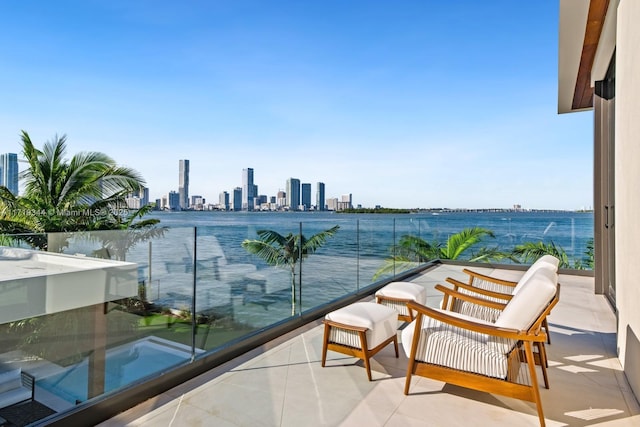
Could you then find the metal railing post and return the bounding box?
[191,227,197,360]
[357,219,360,290]
[298,222,303,316]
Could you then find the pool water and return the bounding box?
[38,339,191,404]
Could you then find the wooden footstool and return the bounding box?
[321,302,399,381]
[375,281,426,322]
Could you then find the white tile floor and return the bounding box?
[98,265,640,427]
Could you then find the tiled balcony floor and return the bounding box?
[98,265,640,426]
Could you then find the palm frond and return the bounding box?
[301,225,340,255]
[396,234,439,261]
[469,246,520,263]
[372,258,421,280]
[241,239,292,267]
[513,241,571,268]
[444,227,494,260]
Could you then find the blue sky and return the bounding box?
[0,1,593,210]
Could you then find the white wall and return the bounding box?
[615,0,640,400]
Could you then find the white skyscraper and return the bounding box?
[179,159,189,210]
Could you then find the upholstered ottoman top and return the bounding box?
[325,302,398,349]
[375,281,426,304]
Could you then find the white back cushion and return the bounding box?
[495,268,557,331]
[513,255,559,294]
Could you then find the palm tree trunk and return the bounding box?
[290,265,296,316]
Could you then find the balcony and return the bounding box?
[87,263,639,427]
[0,213,635,426]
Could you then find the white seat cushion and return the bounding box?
[402,312,509,379]
[325,302,397,349]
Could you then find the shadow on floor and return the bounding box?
[0,401,56,427]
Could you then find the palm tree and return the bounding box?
[0,131,153,249]
[374,227,514,279]
[242,225,340,315]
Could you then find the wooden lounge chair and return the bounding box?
[443,255,559,344]
[436,268,558,389]
[403,269,559,427]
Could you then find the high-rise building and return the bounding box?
[219,191,229,211]
[301,183,311,210]
[0,153,19,195]
[179,159,189,210]
[141,187,149,207]
[125,197,142,210]
[286,178,301,210]
[126,186,150,210]
[255,195,267,209]
[277,191,286,208]
[338,194,353,211]
[242,168,255,211]
[316,182,325,211]
[326,197,339,211]
[125,186,149,210]
[168,191,180,211]
[232,187,242,211]
[191,195,205,210]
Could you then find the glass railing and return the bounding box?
[0,210,593,418]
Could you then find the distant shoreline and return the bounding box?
[318,207,591,214]
[153,207,593,215]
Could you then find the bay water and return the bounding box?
[111,210,592,328]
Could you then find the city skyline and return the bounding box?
[0,2,593,210]
[162,162,348,211]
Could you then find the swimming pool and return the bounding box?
[38,337,195,404]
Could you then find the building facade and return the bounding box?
[0,153,18,196]
[178,159,189,210]
[276,191,286,208]
[559,0,640,403]
[167,190,180,211]
[301,183,311,210]
[125,186,149,210]
[232,187,242,211]
[316,182,325,211]
[338,194,353,211]
[286,178,300,210]
[191,195,205,210]
[219,191,229,211]
[242,168,255,211]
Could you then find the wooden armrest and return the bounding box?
[407,301,547,342]
[435,284,507,310]
[462,268,518,287]
[445,278,514,301]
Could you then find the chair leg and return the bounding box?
[543,318,551,344]
[524,341,546,427]
[321,323,330,368]
[404,364,414,395]
[536,342,550,389]
[358,330,373,381]
[393,335,399,358]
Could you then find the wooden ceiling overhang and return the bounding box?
[571,0,610,110]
